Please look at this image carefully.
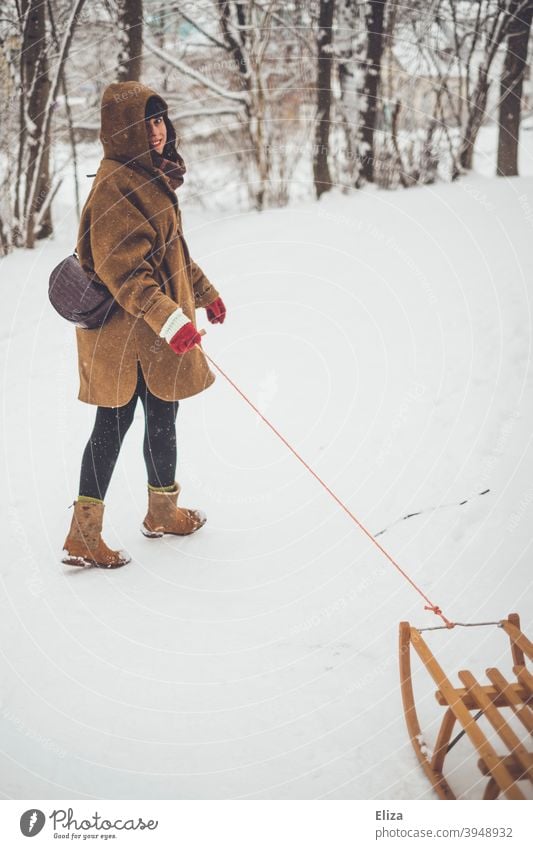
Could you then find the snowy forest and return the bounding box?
[1,0,533,806]
[1,0,533,250]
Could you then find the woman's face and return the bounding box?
[146,115,167,155]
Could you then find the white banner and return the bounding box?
[0,799,531,847]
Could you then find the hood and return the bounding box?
[99,81,178,174]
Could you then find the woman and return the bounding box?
[62,82,226,569]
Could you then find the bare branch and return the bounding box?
[171,2,227,50]
[144,33,250,103]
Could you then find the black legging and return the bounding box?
[79,361,179,500]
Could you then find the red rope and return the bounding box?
[202,349,454,629]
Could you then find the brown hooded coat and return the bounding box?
[75,82,219,407]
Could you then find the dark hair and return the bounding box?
[145,96,179,162]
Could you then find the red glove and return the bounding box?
[169,322,202,354]
[205,296,226,324]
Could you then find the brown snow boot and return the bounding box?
[62,499,130,569]
[141,482,206,537]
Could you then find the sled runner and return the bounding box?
[399,613,533,800]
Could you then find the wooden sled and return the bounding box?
[399,613,533,800]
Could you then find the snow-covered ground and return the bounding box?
[1,133,532,800]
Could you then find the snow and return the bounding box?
[415,734,432,761]
[1,133,532,800]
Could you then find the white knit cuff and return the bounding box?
[159,308,190,342]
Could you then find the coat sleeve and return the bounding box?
[176,206,220,309]
[189,259,220,309]
[80,178,179,336]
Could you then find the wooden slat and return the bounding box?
[501,617,533,664]
[435,683,529,709]
[410,628,525,800]
[519,666,533,691]
[486,668,533,735]
[507,614,525,667]
[478,756,529,779]
[514,666,533,699]
[458,671,533,783]
[483,777,500,800]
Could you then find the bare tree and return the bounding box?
[335,0,364,188]
[116,0,143,82]
[373,1,528,184]
[145,1,314,210]
[497,0,533,176]
[0,0,88,249]
[388,0,462,187]
[24,0,86,247]
[357,0,388,184]
[458,0,521,171]
[20,0,53,241]
[313,0,335,198]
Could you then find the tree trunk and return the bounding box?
[116,0,143,82]
[336,0,360,187]
[22,0,52,245]
[314,0,335,198]
[459,66,490,171]
[358,0,387,184]
[497,0,533,176]
[247,91,270,211]
[458,1,519,173]
[23,0,87,247]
